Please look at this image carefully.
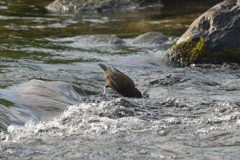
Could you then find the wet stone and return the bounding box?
[77,35,125,46]
[131,32,168,46]
[149,74,191,86]
[46,0,162,13]
[177,0,240,54]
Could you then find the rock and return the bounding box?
[46,0,162,13]
[149,74,190,86]
[77,35,125,46]
[170,0,240,66]
[131,32,168,46]
[178,0,240,53]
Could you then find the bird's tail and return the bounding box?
[98,63,107,71]
[98,63,108,71]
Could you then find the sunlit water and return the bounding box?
[1,0,240,159]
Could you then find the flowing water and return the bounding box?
[1,0,240,159]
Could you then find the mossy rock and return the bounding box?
[170,38,240,66]
[170,39,212,67]
[212,48,240,64]
[172,0,240,66]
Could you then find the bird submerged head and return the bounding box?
[129,88,142,98]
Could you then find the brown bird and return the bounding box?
[98,63,142,98]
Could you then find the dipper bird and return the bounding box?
[98,63,142,98]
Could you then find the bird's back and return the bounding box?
[108,67,135,88]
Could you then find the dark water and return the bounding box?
[1,0,240,159]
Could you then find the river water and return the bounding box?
[1,0,240,159]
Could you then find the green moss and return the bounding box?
[170,38,212,66]
[212,48,240,64]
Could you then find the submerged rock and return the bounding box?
[46,0,162,13]
[131,32,168,46]
[149,74,191,86]
[3,80,98,122]
[170,0,240,66]
[77,35,125,46]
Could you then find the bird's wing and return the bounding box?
[113,67,135,85]
[112,67,123,74]
[108,67,134,88]
[107,68,121,88]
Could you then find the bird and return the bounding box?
[98,63,142,98]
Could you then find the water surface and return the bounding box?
[1,0,240,159]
